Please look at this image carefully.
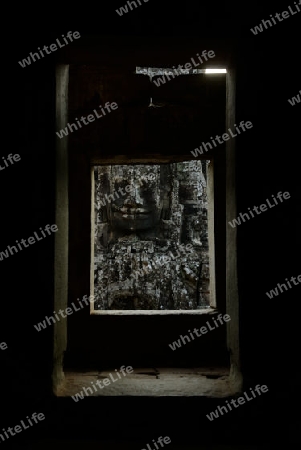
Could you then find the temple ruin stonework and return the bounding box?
[93,161,210,310]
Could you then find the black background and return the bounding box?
[1,0,300,447]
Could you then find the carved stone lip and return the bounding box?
[114,207,150,215]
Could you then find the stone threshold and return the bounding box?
[56,367,237,397]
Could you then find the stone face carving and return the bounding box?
[107,165,163,234]
[93,161,210,310]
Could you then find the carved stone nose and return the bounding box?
[123,184,144,207]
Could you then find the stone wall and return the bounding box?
[93,161,210,310]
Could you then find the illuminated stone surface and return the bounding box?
[94,161,210,310]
